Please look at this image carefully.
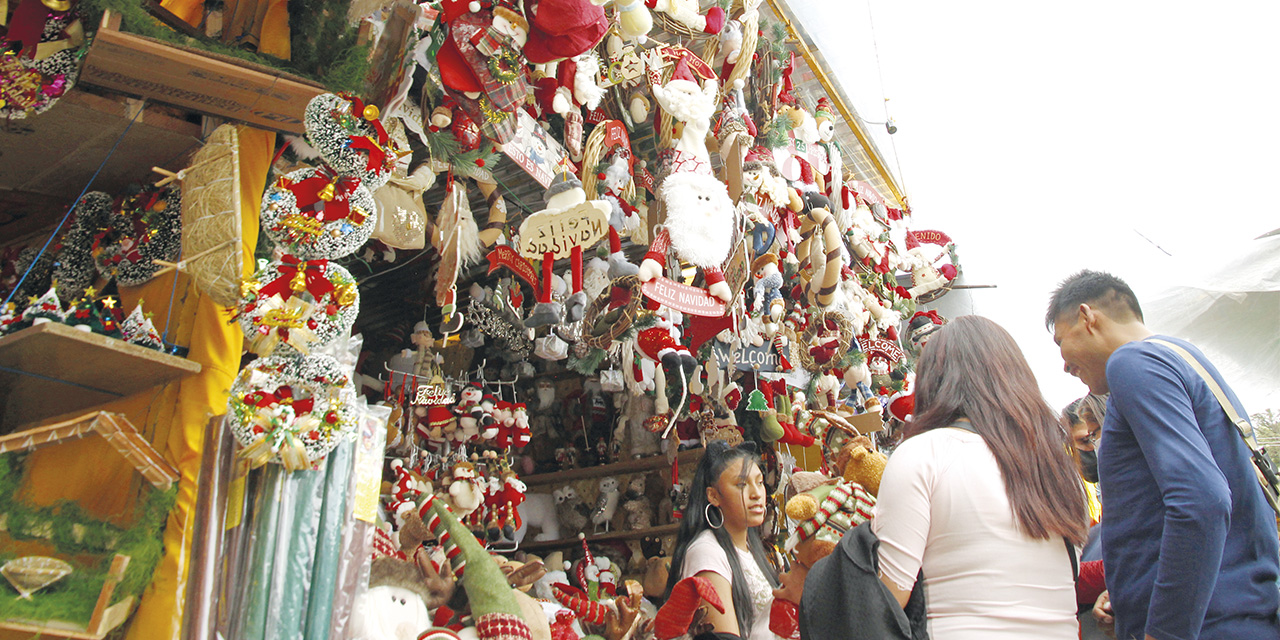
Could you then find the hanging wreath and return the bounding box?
[227,354,358,471]
[260,166,377,260]
[797,310,853,373]
[92,186,182,287]
[50,191,112,302]
[237,257,360,357]
[0,0,84,120]
[303,93,402,190]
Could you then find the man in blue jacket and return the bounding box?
[1046,270,1280,640]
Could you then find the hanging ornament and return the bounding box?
[745,388,769,412]
[260,166,377,260]
[92,186,182,286]
[0,0,84,120]
[227,354,358,471]
[237,258,360,357]
[303,93,403,190]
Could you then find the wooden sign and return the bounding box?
[518,202,610,260]
[641,277,726,317]
[722,238,749,308]
[485,246,542,299]
[502,110,575,187]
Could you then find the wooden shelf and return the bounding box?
[519,523,681,553]
[523,448,704,488]
[79,10,324,135]
[0,322,202,431]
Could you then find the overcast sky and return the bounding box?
[799,1,1279,412]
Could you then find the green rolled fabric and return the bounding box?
[303,441,355,640]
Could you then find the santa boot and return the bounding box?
[607,228,639,278]
[775,391,815,447]
[757,380,784,442]
[565,291,588,322]
[526,301,563,328]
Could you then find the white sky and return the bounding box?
[800,1,1280,412]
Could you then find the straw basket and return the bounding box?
[581,275,643,350]
[797,310,854,372]
[153,124,243,306]
[721,10,759,95]
[580,122,638,206]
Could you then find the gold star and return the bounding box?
[84,285,98,298]
[101,296,117,309]
[143,311,155,321]
[27,295,38,306]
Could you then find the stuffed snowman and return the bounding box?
[349,557,436,640]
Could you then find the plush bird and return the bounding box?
[590,476,621,532]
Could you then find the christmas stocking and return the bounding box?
[654,576,725,640]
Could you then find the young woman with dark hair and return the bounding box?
[873,315,1090,639]
[663,440,780,640]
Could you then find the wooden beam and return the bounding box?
[763,0,907,207]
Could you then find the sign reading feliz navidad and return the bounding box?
[518,201,610,260]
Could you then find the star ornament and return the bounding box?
[102,296,117,309]
[84,285,98,298]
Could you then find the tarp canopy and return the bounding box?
[1145,232,1280,413]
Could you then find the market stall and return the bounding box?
[0,0,962,637]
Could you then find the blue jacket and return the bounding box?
[1101,336,1280,640]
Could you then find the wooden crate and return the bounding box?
[0,554,136,640]
[79,10,325,135]
[0,322,202,431]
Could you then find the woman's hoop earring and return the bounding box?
[705,504,724,529]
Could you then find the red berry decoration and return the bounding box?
[325,410,338,424]
[309,430,321,440]
[475,158,485,167]
[253,425,265,435]
[307,319,318,330]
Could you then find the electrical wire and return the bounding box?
[864,0,909,200]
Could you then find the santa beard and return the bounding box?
[660,172,734,268]
[536,383,556,410]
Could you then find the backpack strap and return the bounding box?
[1147,338,1280,516]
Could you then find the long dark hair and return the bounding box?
[908,315,1090,545]
[664,440,778,636]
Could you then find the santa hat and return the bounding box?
[521,0,608,64]
[428,406,457,429]
[813,97,835,122]
[888,392,914,423]
[751,252,779,273]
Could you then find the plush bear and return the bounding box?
[620,475,654,530]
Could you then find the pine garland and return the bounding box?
[567,347,608,376]
[0,453,176,626]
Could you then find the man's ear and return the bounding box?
[1079,303,1101,333]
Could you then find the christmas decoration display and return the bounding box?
[303,93,403,190]
[92,186,183,287]
[237,258,360,356]
[260,166,378,260]
[0,0,83,119]
[227,354,358,471]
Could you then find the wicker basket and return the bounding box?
[580,121,637,206]
[581,275,643,350]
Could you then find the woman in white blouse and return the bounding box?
[873,315,1089,639]
[664,440,780,640]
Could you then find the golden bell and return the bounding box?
[317,181,337,202]
[289,267,308,293]
[363,104,380,120]
[41,0,72,11]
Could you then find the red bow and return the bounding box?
[258,256,335,302]
[912,310,944,325]
[343,95,393,173]
[245,385,316,414]
[280,169,365,224]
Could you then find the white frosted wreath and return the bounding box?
[238,258,360,357]
[51,192,113,302]
[93,187,182,286]
[261,166,377,260]
[227,353,358,470]
[303,93,401,190]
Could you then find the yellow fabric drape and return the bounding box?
[5,127,273,640]
[159,0,290,59]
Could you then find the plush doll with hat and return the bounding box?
[434,0,530,124]
[778,471,876,602]
[350,555,450,640]
[907,310,946,351]
[648,0,726,35]
[520,0,609,64]
[835,435,888,498]
[751,252,785,337]
[639,67,737,303]
[419,497,535,640]
[903,245,958,300]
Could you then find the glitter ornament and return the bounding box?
[227,353,358,470]
[303,93,402,190]
[261,166,377,260]
[238,258,360,357]
[0,3,82,120]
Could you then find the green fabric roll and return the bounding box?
[303,441,355,640]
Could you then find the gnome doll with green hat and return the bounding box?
[421,495,533,640]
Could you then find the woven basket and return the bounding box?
[721,11,759,94]
[797,310,854,372]
[168,124,243,306]
[580,121,637,207]
[581,275,643,350]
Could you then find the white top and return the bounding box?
[680,529,779,640]
[872,427,1077,640]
